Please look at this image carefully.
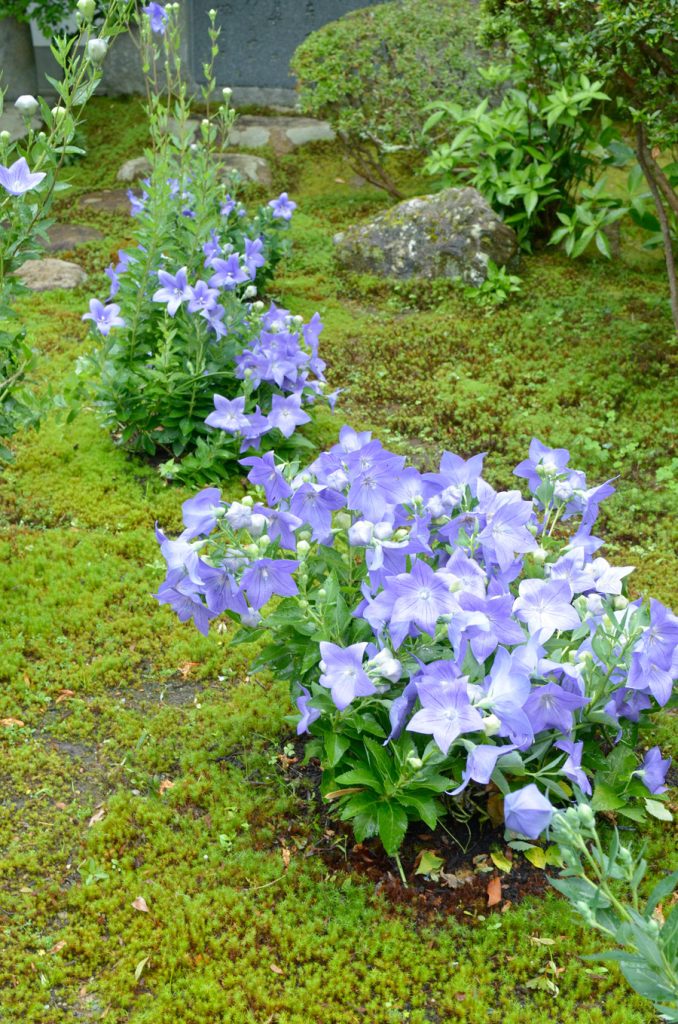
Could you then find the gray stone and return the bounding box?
[0,108,41,143]
[17,258,87,292]
[333,187,519,287]
[217,153,272,187]
[116,156,153,183]
[77,189,132,215]
[228,115,335,155]
[0,17,37,99]
[45,224,104,253]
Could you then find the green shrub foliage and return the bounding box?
[291,0,489,197]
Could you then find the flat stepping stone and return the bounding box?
[117,156,152,183]
[78,189,131,215]
[229,115,334,156]
[217,153,272,187]
[17,258,87,291]
[45,223,103,252]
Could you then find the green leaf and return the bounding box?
[336,765,382,790]
[591,782,625,812]
[415,850,445,878]
[645,798,673,822]
[324,732,351,768]
[376,802,408,856]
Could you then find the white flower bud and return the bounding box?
[50,106,66,123]
[317,588,327,599]
[482,713,501,737]
[209,8,217,17]
[86,38,108,65]
[251,300,264,313]
[240,495,254,507]
[532,546,547,564]
[14,95,39,117]
[249,513,267,538]
[241,609,261,628]
[222,87,232,99]
[368,648,402,683]
[407,756,423,770]
[613,594,628,610]
[257,534,271,549]
[201,118,210,127]
[296,540,310,556]
[334,512,351,531]
[242,284,257,299]
[373,522,393,541]
[244,543,259,557]
[0,130,11,143]
[348,520,373,546]
[77,0,96,19]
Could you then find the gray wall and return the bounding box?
[27,0,382,106]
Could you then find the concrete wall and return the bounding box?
[20,0,381,105]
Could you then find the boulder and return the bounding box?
[117,156,152,183]
[333,187,518,286]
[17,258,88,292]
[216,153,272,187]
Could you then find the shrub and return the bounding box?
[424,37,632,253]
[478,0,678,331]
[291,0,489,197]
[154,428,676,866]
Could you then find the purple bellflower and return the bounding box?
[269,192,297,220]
[319,641,376,710]
[407,679,484,755]
[82,299,125,336]
[296,686,321,734]
[635,746,671,795]
[205,394,250,435]
[241,452,293,505]
[153,267,191,316]
[181,487,222,539]
[0,156,46,196]
[513,578,580,642]
[143,2,168,34]
[504,783,555,839]
[240,558,299,610]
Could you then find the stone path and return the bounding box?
[17,258,88,291]
[77,189,132,215]
[228,115,334,156]
[45,224,104,252]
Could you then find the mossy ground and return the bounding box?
[0,99,676,1023]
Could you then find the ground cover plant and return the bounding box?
[75,3,332,483]
[0,69,676,1024]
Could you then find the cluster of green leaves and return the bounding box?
[291,0,490,198]
[0,0,77,34]
[550,806,678,1020]
[0,305,40,459]
[424,48,630,254]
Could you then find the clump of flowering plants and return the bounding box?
[76,3,324,483]
[154,431,676,865]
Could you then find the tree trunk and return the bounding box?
[636,124,678,335]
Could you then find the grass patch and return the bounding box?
[0,99,675,1023]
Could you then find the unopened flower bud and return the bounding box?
[348,520,373,546]
[532,546,547,564]
[244,543,259,557]
[50,106,66,123]
[407,756,423,770]
[613,594,628,610]
[334,512,351,531]
[240,495,254,507]
[258,534,271,549]
[373,522,393,541]
[0,130,11,143]
[578,804,594,826]
[243,284,257,299]
[241,609,261,628]
[252,300,264,313]
[201,118,210,127]
[222,87,232,99]
[317,588,327,599]
[209,8,217,17]
[296,540,310,556]
[77,0,96,19]
[86,38,108,65]
[14,94,39,117]
[482,713,501,737]
[249,513,267,537]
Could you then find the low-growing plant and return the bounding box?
[0,0,134,457]
[76,4,331,483]
[550,805,678,1021]
[154,429,676,869]
[291,0,490,198]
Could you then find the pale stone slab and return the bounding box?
[17,258,88,291]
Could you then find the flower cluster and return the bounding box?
[155,431,676,853]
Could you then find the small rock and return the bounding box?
[17,258,88,292]
[77,189,132,215]
[116,156,152,183]
[228,115,334,156]
[217,153,272,187]
[0,108,41,143]
[334,187,519,286]
[45,224,103,253]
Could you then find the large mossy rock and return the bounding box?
[334,187,518,286]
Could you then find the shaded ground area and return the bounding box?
[0,98,676,1023]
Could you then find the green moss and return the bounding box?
[0,98,675,1023]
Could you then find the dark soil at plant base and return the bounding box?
[279,738,548,924]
